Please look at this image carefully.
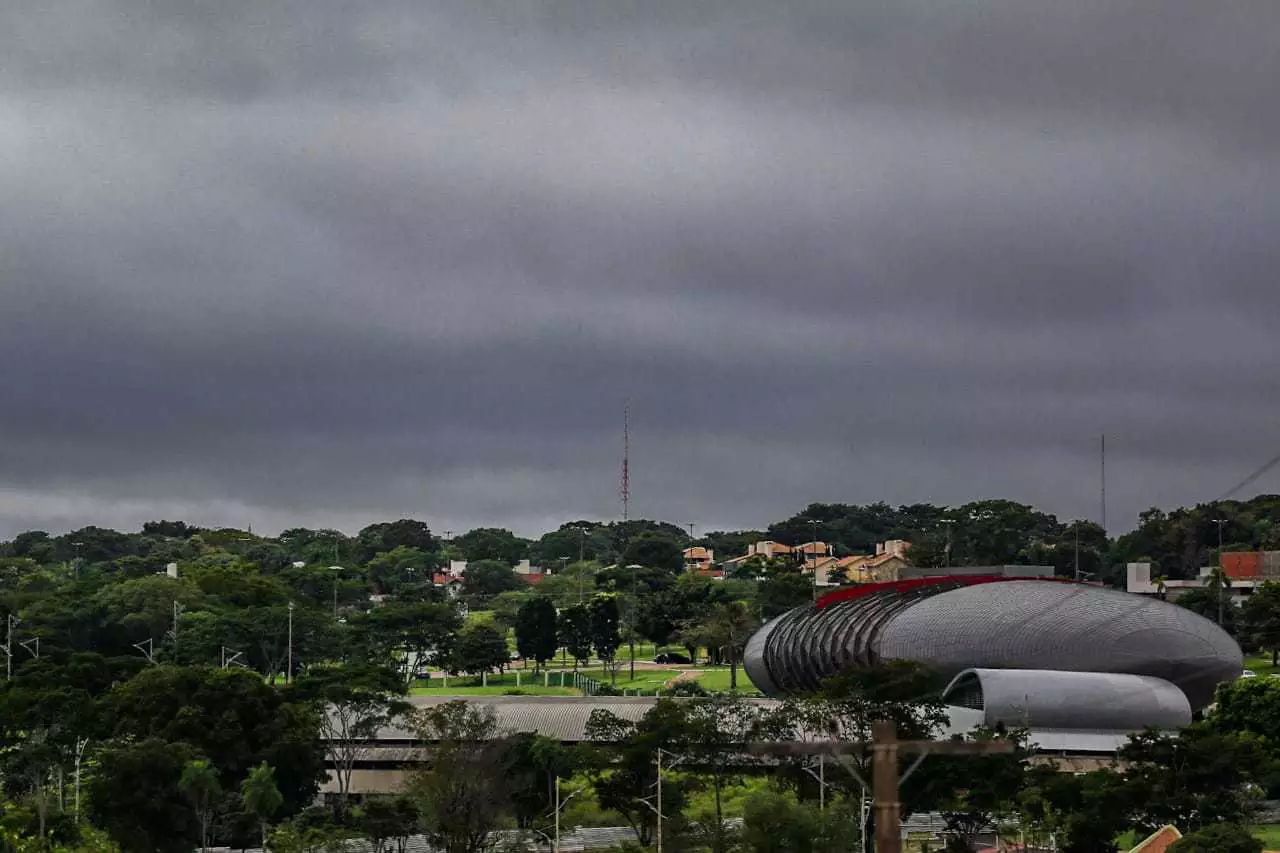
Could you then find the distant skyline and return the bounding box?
[4,2,1280,540]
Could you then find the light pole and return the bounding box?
[4,614,19,681]
[941,519,956,569]
[1073,522,1081,582]
[552,779,583,853]
[286,601,295,684]
[328,566,343,619]
[808,519,820,600]
[639,748,684,853]
[1213,518,1229,626]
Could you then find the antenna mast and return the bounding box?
[621,404,631,522]
[1100,434,1107,535]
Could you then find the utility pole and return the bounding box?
[1073,522,1081,582]
[941,519,956,569]
[751,720,1013,853]
[809,519,820,601]
[656,747,664,853]
[1100,434,1107,536]
[1213,518,1228,626]
[73,737,88,822]
[170,600,184,659]
[286,601,295,684]
[3,613,16,681]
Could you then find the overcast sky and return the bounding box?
[3,1,1279,541]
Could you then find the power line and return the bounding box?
[1217,450,1280,503]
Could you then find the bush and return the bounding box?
[1169,824,1261,853]
[667,681,710,697]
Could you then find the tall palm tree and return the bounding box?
[179,759,222,853]
[240,762,283,851]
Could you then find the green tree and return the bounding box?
[921,729,1032,849]
[345,600,462,683]
[179,759,222,853]
[357,795,420,853]
[1243,582,1280,665]
[758,570,812,621]
[102,666,326,819]
[1206,677,1280,743]
[621,532,684,573]
[588,595,622,683]
[1169,824,1262,853]
[558,603,593,668]
[241,762,284,851]
[409,702,511,853]
[460,560,524,607]
[1121,724,1271,833]
[365,546,432,595]
[1016,766,1132,853]
[355,520,439,563]
[584,699,694,847]
[502,733,578,832]
[292,664,409,813]
[448,624,510,677]
[88,739,200,853]
[740,790,859,853]
[688,601,759,689]
[453,528,530,566]
[684,694,784,853]
[513,597,559,671]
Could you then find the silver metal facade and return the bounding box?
[941,668,1193,730]
[742,577,1242,714]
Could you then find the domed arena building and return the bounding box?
[743,570,1242,734]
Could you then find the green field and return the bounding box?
[1255,824,1280,848]
[693,666,761,694]
[1245,654,1279,677]
[410,684,579,696]
[408,664,762,696]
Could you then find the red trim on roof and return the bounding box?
[813,574,1076,610]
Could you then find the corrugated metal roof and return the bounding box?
[335,696,1133,756]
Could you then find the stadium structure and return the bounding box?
[742,570,1242,733]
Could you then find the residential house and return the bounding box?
[683,546,715,573]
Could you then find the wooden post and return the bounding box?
[747,720,1013,853]
[873,720,900,853]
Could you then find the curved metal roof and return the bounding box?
[744,576,1242,714]
[942,667,1193,730]
[877,581,1240,709]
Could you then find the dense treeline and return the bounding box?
[5,496,1280,850]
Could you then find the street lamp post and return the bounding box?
[1213,518,1229,626]
[552,778,583,853]
[286,601,295,684]
[808,519,820,601]
[328,566,344,619]
[941,519,956,569]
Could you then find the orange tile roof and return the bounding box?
[1128,826,1182,853]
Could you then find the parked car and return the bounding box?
[1241,669,1257,679]
[654,651,692,664]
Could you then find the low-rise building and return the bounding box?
[1126,561,1259,602]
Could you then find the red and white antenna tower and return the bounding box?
[620,404,631,522]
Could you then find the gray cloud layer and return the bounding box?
[3,1,1279,538]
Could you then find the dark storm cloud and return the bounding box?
[3,0,1280,539]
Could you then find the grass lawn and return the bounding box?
[693,667,761,694]
[574,667,683,692]
[410,684,580,696]
[1254,824,1280,848]
[1245,654,1279,677]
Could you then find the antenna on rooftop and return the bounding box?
[621,404,631,522]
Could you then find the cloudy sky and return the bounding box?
[3,1,1279,540]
